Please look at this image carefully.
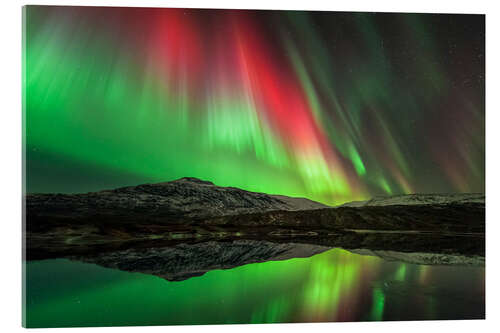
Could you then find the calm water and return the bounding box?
[23,248,485,327]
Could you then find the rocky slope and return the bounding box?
[339,193,484,207]
[26,177,328,229]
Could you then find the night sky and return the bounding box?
[24,6,485,205]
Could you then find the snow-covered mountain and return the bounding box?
[339,193,484,208]
[27,177,329,222]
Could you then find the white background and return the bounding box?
[0,0,498,332]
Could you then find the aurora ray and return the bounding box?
[24,7,484,205]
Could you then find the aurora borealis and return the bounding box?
[24,6,484,205]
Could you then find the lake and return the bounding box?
[23,247,485,327]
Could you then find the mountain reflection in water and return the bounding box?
[24,247,485,327]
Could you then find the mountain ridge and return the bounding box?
[26,177,329,224]
[339,193,484,207]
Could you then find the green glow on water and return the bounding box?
[394,264,407,281]
[24,248,485,327]
[370,287,385,321]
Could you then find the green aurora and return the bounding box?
[24,7,484,205]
